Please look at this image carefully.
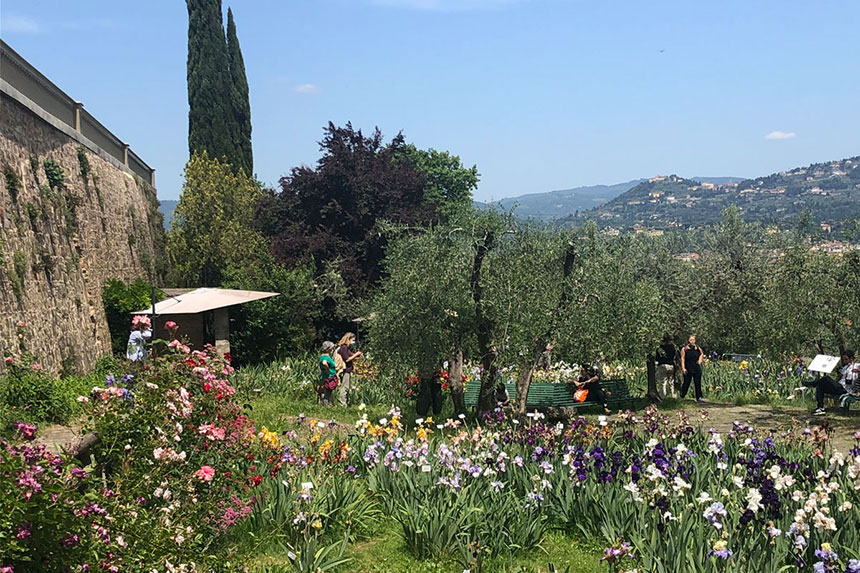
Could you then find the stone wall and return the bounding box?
[0,94,164,373]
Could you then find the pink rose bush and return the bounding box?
[1,330,264,571]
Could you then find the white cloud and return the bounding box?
[370,0,527,11]
[765,131,796,140]
[2,13,42,34]
[293,83,320,94]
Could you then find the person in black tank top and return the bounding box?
[680,334,704,402]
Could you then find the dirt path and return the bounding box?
[675,402,860,453]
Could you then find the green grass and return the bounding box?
[246,522,604,573]
[247,393,392,434]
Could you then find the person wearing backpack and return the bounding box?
[318,341,338,406]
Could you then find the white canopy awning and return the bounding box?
[132,288,279,315]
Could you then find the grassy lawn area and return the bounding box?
[245,524,604,573]
[343,526,603,573]
[247,393,392,433]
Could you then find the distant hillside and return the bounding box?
[564,157,860,231]
[484,180,643,220]
[477,177,745,221]
[159,200,178,230]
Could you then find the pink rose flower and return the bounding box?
[195,465,216,482]
[31,363,41,371]
[4,356,13,365]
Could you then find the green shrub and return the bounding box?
[225,262,319,364]
[3,164,21,203]
[76,146,91,180]
[24,202,39,226]
[43,158,64,190]
[28,155,39,178]
[9,251,27,302]
[0,366,75,424]
[2,343,261,570]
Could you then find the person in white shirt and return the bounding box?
[126,315,152,362]
[812,350,858,415]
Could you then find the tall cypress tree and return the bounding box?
[226,8,253,176]
[186,0,237,164]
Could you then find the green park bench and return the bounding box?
[839,393,860,411]
[463,378,634,410]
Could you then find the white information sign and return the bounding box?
[808,355,840,374]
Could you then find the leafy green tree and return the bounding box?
[553,225,668,392]
[684,207,767,354]
[226,7,253,176]
[760,244,860,356]
[167,153,268,287]
[224,262,319,363]
[482,222,579,413]
[186,0,239,166]
[395,145,479,217]
[370,212,670,414]
[368,219,477,412]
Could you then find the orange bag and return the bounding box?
[574,388,589,402]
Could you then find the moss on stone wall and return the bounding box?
[0,96,165,373]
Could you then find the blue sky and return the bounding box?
[2,0,859,201]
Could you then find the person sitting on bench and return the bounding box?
[494,382,511,408]
[572,364,608,412]
[811,350,859,415]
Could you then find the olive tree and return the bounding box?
[367,218,478,414]
[760,243,860,356]
[482,224,578,413]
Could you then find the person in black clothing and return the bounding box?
[416,369,444,417]
[680,334,704,402]
[573,364,608,411]
[494,382,511,408]
[808,350,859,415]
[655,335,677,399]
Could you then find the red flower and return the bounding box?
[252,475,262,486]
[203,383,212,393]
